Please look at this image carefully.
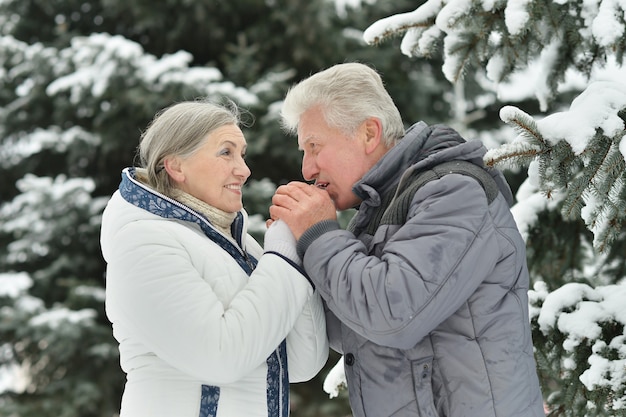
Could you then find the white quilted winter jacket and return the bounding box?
[100,169,328,417]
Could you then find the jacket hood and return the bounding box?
[353,122,513,208]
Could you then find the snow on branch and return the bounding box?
[43,33,257,106]
[363,0,626,108]
[486,81,626,252]
[363,2,440,46]
[323,356,347,399]
[530,281,626,413]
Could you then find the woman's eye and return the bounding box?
[219,148,231,156]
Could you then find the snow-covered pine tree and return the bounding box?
[0,33,259,416]
[359,1,626,416]
[489,85,626,416]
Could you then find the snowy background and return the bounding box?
[1,0,625,416]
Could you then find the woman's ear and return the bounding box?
[163,156,185,184]
[363,117,383,155]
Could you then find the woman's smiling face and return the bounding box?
[168,124,251,213]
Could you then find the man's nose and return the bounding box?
[301,154,318,181]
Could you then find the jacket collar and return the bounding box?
[118,167,257,274]
[352,122,486,207]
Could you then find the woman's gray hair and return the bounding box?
[280,62,404,147]
[137,99,242,196]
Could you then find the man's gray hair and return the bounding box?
[137,99,241,196]
[280,62,404,146]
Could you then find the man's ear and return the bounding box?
[164,156,185,183]
[363,117,383,155]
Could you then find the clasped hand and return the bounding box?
[268,181,337,240]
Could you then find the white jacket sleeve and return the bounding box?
[104,219,314,385]
[247,228,328,382]
[286,290,329,382]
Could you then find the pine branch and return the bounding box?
[484,141,542,167]
[500,106,549,147]
[563,134,621,233]
[562,176,590,220]
[593,211,621,253]
[485,106,552,170]
[363,7,436,47]
[443,33,475,82]
[367,20,432,46]
[589,145,625,225]
[546,140,577,190]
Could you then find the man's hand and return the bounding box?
[269,181,337,239]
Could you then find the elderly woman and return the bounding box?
[100,100,328,417]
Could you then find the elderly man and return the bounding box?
[270,62,545,417]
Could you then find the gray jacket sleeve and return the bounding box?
[300,174,504,350]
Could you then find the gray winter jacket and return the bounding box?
[297,122,545,417]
